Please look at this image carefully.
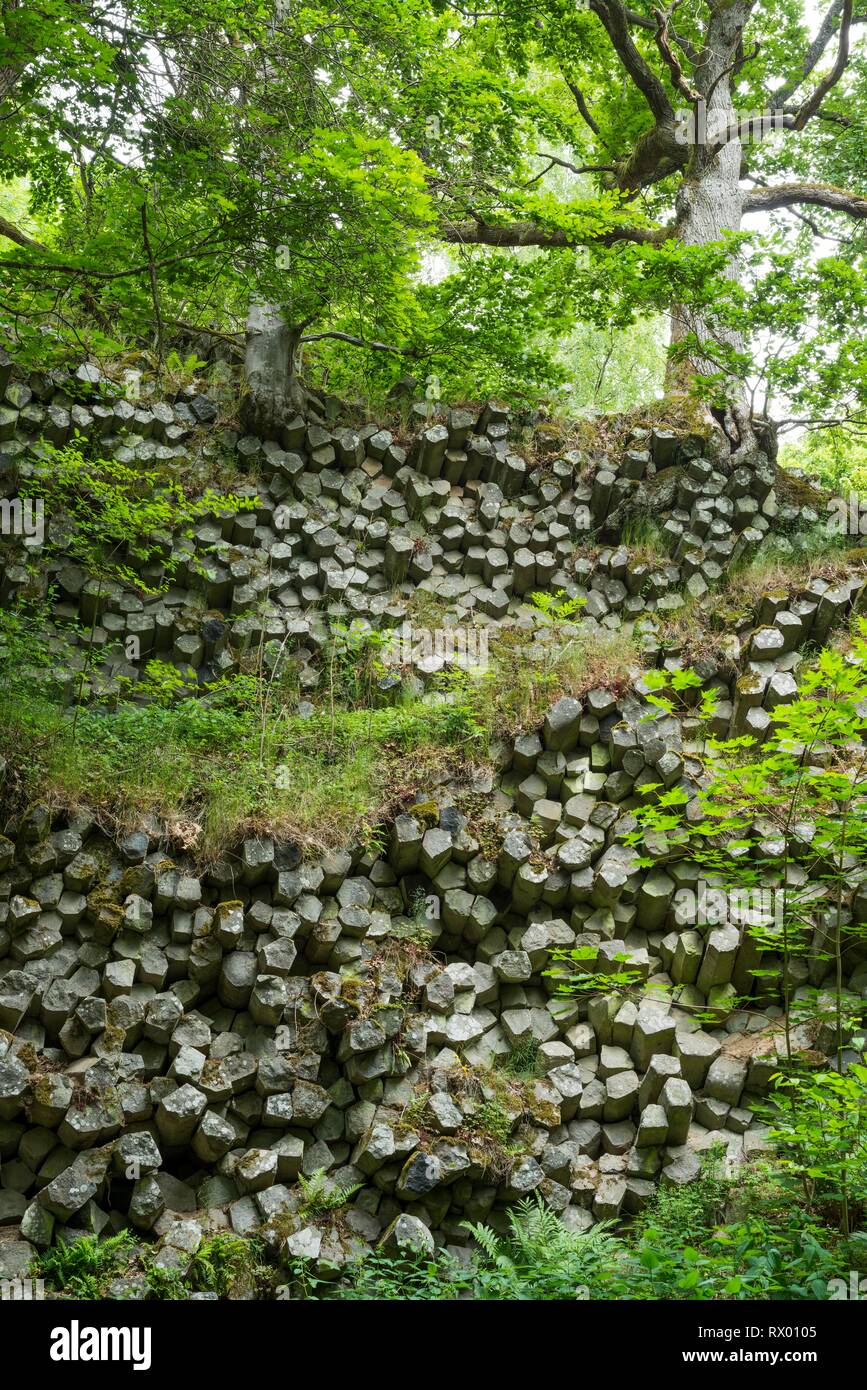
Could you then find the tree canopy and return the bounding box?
[1,0,866,437]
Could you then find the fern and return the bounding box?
[186,1233,255,1297]
[297,1167,362,1215]
[461,1195,622,1298]
[35,1229,136,1299]
[530,589,587,623]
[464,1219,501,1262]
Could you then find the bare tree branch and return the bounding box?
[589,0,675,124]
[625,6,699,59]
[0,216,46,251]
[532,152,617,180]
[706,42,761,108]
[299,330,410,355]
[564,79,601,137]
[0,239,228,281]
[781,103,853,128]
[652,5,700,103]
[790,0,854,130]
[743,182,867,217]
[439,218,673,248]
[776,0,866,106]
[163,318,243,345]
[140,201,165,365]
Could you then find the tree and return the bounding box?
[1,1,866,443]
[0,1,438,413]
[429,0,867,455]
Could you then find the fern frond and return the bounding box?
[461,1219,503,1261]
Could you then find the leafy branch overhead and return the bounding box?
[0,1,865,427]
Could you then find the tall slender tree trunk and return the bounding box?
[243,301,310,436]
[667,2,759,462]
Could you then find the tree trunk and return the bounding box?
[667,2,759,463]
[243,300,313,436]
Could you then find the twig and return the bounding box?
[140,201,164,366]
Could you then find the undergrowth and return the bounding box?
[0,683,476,859]
[285,1161,856,1302]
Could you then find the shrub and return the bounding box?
[34,1230,136,1299]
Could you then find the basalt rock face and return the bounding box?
[0,364,863,1287]
[0,364,827,698]
[1,727,861,1283]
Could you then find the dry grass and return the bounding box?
[726,546,867,612]
[581,391,712,458]
[472,622,643,738]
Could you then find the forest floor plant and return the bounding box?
[627,620,867,1234]
[17,443,254,737]
[282,1163,852,1301]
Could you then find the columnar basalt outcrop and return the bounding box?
[0,361,863,1286]
[0,362,829,699]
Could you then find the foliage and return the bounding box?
[630,622,867,1229]
[0,679,476,857]
[290,1174,851,1301]
[305,1196,622,1301]
[31,1169,854,1302]
[0,1,436,373]
[620,1162,851,1301]
[33,1230,136,1299]
[0,592,70,700]
[641,666,719,720]
[530,589,587,623]
[470,1098,520,1148]
[2,2,866,426]
[296,1169,363,1218]
[290,1248,469,1302]
[15,443,254,734]
[544,943,646,999]
[765,1064,867,1223]
[162,350,209,387]
[127,660,199,707]
[183,1234,259,1299]
[460,1197,620,1300]
[780,430,867,498]
[327,621,395,710]
[141,1233,261,1300]
[20,444,253,591]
